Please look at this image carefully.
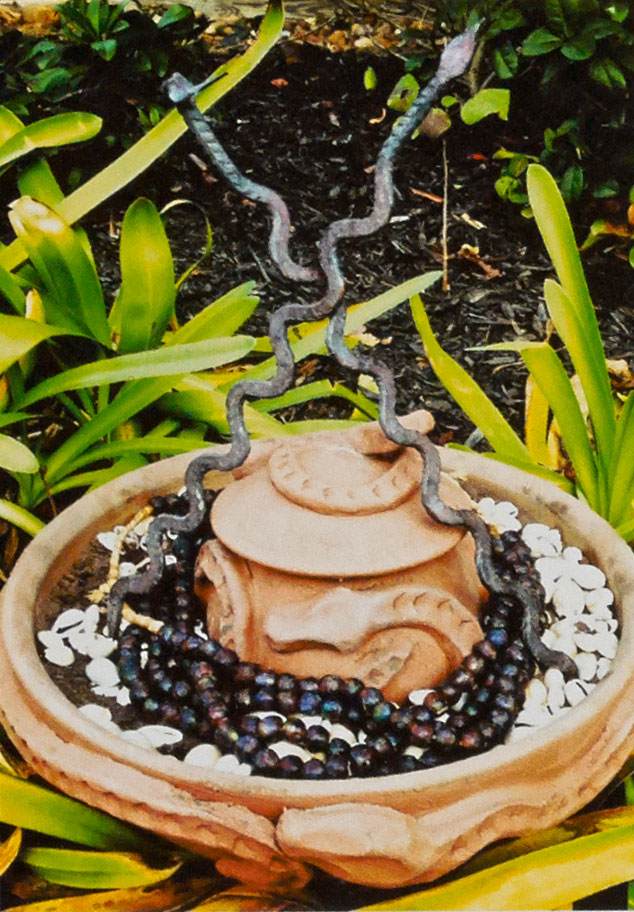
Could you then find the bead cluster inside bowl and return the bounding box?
[37,490,618,780]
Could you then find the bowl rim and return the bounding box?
[2,441,634,808]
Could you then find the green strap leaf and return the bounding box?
[21,847,181,890]
[160,378,284,439]
[608,391,634,526]
[0,433,39,473]
[0,112,102,170]
[16,337,256,409]
[251,379,379,419]
[0,106,24,146]
[9,198,110,347]
[542,278,613,485]
[110,198,176,353]
[224,273,441,390]
[527,164,615,464]
[167,282,259,344]
[0,498,44,536]
[0,313,77,374]
[488,340,600,510]
[410,294,531,463]
[0,772,154,852]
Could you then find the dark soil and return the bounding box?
[70,37,634,449]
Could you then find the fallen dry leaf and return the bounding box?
[369,108,386,125]
[458,243,500,279]
[456,212,487,230]
[270,78,288,88]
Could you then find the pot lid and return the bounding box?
[211,437,471,577]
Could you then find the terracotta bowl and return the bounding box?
[2,442,634,891]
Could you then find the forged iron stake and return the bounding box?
[108,28,576,680]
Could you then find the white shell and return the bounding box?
[547,686,565,712]
[585,588,614,615]
[552,580,585,618]
[404,745,424,759]
[521,523,562,557]
[114,687,131,706]
[85,657,120,688]
[574,632,599,653]
[78,703,112,725]
[544,668,565,691]
[525,679,547,705]
[96,531,119,552]
[120,729,154,749]
[571,563,606,590]
[575,651,598,682]
[596,657,613,680]
[408,689,432,706]
[564,679,589,707]
[269,741,312,762]
[515,705,552,728]
[136,725,183,748]
[87,635,117,659]
[595,631,619,659]
[53,608,85,633]
[215,753,243,774]
[44,642,75,667]
[37,630,65,649]
[551,634,577,658]
[540,629,557,649]
[328,724,356,746]
[184,744,221,767]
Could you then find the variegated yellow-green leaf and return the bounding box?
[110,198,176,354]
[16,336,257,409]
[0,772,155,852]
[166,282,259,344]
[0,433,39,473]
[0,314,75,374]
[9,198,110,346]
[0,105,24,146]
[0,827,22,875]
[17,157,65,207]
[0,498,44,536]
[0,112,102,169]
[0,261,26,314]
[608,390,634,526]
[524,375,556,467]
[251,379,378,418]
[361,821,634,910]
[484,339,600,510]
[5,875,218,912]
[21,847,182,889]
[410,294,531,463]
[527,164,615,466]
[160,375,284,438]
[224,273,440,390]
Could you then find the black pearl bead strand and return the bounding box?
[115,493,544,779]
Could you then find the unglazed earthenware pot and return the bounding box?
[2,429,634,890]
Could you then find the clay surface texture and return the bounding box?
[1,428,634,889]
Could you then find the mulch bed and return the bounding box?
[76,33,634,447]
